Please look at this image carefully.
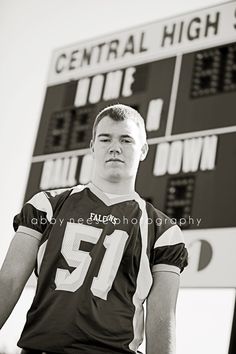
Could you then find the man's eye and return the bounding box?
[122,139,132,143]
[100,139,110,142]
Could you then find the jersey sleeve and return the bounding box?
[13,188,72,241]
[151,209,188,275]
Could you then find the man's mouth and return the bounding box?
[106,158,124,163]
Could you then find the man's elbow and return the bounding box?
[146,302,177,335]
[0,270,26,294]
[157,306,176,320]
[155,312,176,332]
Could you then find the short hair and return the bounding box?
[92,104,147,143]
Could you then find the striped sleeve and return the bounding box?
[151,210,188,274]
[13,191,53,240]
[13,188,71,241]
[152,225,188,273]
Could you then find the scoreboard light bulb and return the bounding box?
[169,187,176,193]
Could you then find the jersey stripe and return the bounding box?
[153,224,184,248]
[70,184,87,196]
[152,263,180,274]
[27,192,53,222]
[37,240,49,275]
[129,197,153,352]
[17,226,43,240]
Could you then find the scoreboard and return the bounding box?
[24,1,236,287]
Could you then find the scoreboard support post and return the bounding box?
[229,298,236,354]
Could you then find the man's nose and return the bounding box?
[108,141,122,154]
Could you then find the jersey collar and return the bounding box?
[86,182,139,206]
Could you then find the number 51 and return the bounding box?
[55,222,128,300]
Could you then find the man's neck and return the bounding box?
[90,176,135,195]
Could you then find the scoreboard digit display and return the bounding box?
[24,1,236,287]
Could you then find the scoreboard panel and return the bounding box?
[32,58,176,157]
[23,1,236,287]
[174,42,236,133]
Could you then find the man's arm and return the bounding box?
[146,270,180,354]
[0,232,39,329]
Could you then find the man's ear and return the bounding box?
[90,140,94,155]
[140,142,149,161]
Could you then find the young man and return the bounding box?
[0,104,188,354]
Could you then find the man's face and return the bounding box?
[90,115,148,183]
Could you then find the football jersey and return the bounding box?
[13,183,188,354]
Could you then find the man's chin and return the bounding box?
[105,171,124,183]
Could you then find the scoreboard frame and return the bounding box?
[23,0,236,289]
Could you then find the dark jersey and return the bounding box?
[13,183,188,354]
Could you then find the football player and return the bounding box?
[0,104,188,354]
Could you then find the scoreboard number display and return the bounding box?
[25,1,236,287]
